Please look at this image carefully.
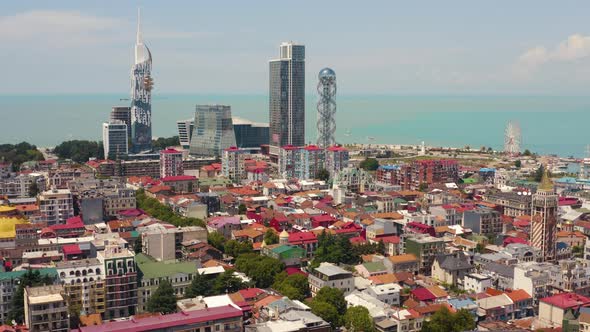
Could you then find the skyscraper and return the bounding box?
[269,42,305,158]
[130,9,154,153]
[317,68,337,148]
[531,169,558,261]
[102,121,129,160]
[177,119,194,149]
[110,106,132,140]
[188,105,236,157]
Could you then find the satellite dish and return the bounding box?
[517,192,522,195]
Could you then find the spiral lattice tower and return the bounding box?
[317,68,337,148]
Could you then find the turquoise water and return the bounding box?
[0,94,588,157]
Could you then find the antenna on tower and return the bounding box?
[504,121,521,156]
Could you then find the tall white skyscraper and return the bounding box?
[269,42,305,158]
[102,121,129,160]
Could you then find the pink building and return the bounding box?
[159,148,183,179]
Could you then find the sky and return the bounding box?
[1,1,590,95]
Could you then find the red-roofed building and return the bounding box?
[161,175,198,194]
[378,235,402,256]
[49,216,85,238]
[160,148,183,179]
[62,244,84,260]
[539,293,590,328]
[288,231,318,258]
[311,214,335,228]
[76,305,243,332]
[406,222,436,237]
[411,287,437,303]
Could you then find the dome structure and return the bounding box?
[318,67,336,80]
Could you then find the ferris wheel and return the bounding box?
[504,121,521,155]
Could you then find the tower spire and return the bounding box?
[136,7,142,45]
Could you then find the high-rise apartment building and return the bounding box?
[110,106,132,139]
[160,148,184,178]
[130,10,154,153]
[39,188,74,225]
[269,42,305,158]
[531,170,558,261]
[278,145,325,180]
[56,259,106,316]
[189,105,236,157]
[97,245,137,319]
[324,145,349,178]
[24,285,69,332]
[222,147,249,183]
[102,121,129,160]
[177,119,194,149]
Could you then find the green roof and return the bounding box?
[0,268,58,281]
[362,261,387,273]
[135,253,199,279]
[462,178,477,184]
[199,178,232,186]
[271,245,304,255]
[393,198,407,204]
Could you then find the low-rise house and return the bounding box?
[375,309,423,332]
[538,293,590,328]
[288,232,318,259]
[308,262,354,297]
[431,252,473,287]
[476,293,515,321]
[384,254,419,274]
[464,273,493,293]
[355,261,388,278]
[261,244,305,267]
[345,291,391,322]
[505,289,533,319]
[363,282,402,306]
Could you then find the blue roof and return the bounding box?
[479,168,496,172]
[557,242,568,250]
[448,298,477,309]
[379,165,401,170]
[556,177,577,184]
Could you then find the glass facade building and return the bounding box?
[269,42,305,157]
[178,117,268,151]
[189,105,236,157]
[110,106,132,140]
[102,121,129,160]
[130,11,153,153]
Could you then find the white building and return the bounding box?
[363,283,402,306]
[464,273,493,293]
[221,147,248,183]
[56,259,106,315]
[39,188,74,225]
[160,148,184,178]
[102,121,129,160]
[308,262,353,297]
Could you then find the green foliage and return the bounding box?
[311,231,362,267]
[272,272,310,301]
[211,270,247,294]
[7,270,55,324]
[224,240,253,257]
[133,237,143,254]
[317,168,330,181]
[68,303,82,329]
[185,272,212,298]
[207,231,226,252]
[523,149,532,156]
[533,165,550,182]
[264,229,279,245]
[136,189,205,227]
[345,306,374,332]
[53,140,103,163]
[0,142,44,168]
[475,242,485,254]
[238,203,247,215]
[147,280,177,314]
[314,287,347,315]
[152,136,181,150]
[309,300,341,328]
[421,307,475,332]
[573,245,583,258]
[418,182,429,192]
[514,160,522,168]
[28,181,40,197]
[235,253,284,288]
[359,158,379,171]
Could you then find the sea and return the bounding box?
[0,94,588,158]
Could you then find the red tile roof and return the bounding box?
[288,232,317,243]
[412,288,437,301]
[161,175,197,182]
[62,244,82,255]
[160,148,181,154]
[540,293,590,309]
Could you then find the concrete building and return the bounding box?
[161,175,198,194]
[160,148,184,178]
[463,208,502,236]
[484,191,532,217]
[404,234,446,275]
[363,283,402,306]
[531,170,558,261]
[142,226,207,262]
[538,293,590,328]
[308,262,353,297]
[324,145,349,178]
[0,268,57,323]
[177,118,194,149]
[383,254,419,274]
[56,259,106,316]
[102,121,129,160]
[0,173,46,198]
[232,117,270,150]
[269,42,305,158]
[222,147,249,183]
[110,106,131,139]
[97,245,137,319]
[39,188,74,225]
[464,273,493,293]
[135,253,199,312]
[513,262,553,308]
[189,105,236,157]
[431,252,473,287]
[24,285,69,332]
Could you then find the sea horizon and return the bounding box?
[1,93,588,158]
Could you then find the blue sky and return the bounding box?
[1,1,590,95]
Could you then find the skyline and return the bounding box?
[1,1,590,95]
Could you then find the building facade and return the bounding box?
[56,259,106,316]
[160,148,184,178]
[325,145,349,178]
[130,10,153,153]
[531,171,558,262]
[308,262,353,297]
[110,106,131,140]
[222,147,249,183]
[39,188,74,225]
[24,285,69,332]
[269,42,305,158]
[233,117,270,150]
[189,105,236,157]
[177,118,194,149]
[97,245,138,319]
[102,121,129,160]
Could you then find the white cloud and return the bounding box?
[518,34,590,69]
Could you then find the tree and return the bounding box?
[345,306,374,332]
[224,240,253,257]
[136,189,205,228]
[133,237,143,254]
[475,242,486,254]
[28,181,40,197]
[235,253,284,288]
[152,136,181,150]
[573,245,583,258]
[534,165,545,182]
[359,158,379,171]
[238,204,247,215]
[0,142,44,169]
[146,280,177,314]
[68,303,82,329]
[207,231,226,252]
[7,270,54,324]
[421,307,475,332]
[212,270,246,294]
[264,229,279,245]
[272,272,310,301]
[523,149,532,156]
[317,168,330,181]
[185,272,212,298]
[53,140,103,163]
[418,182,429,192]
[314,287,346,315]
[309,300,341,328]
[312,231,359,267]
[514,160,522,168]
